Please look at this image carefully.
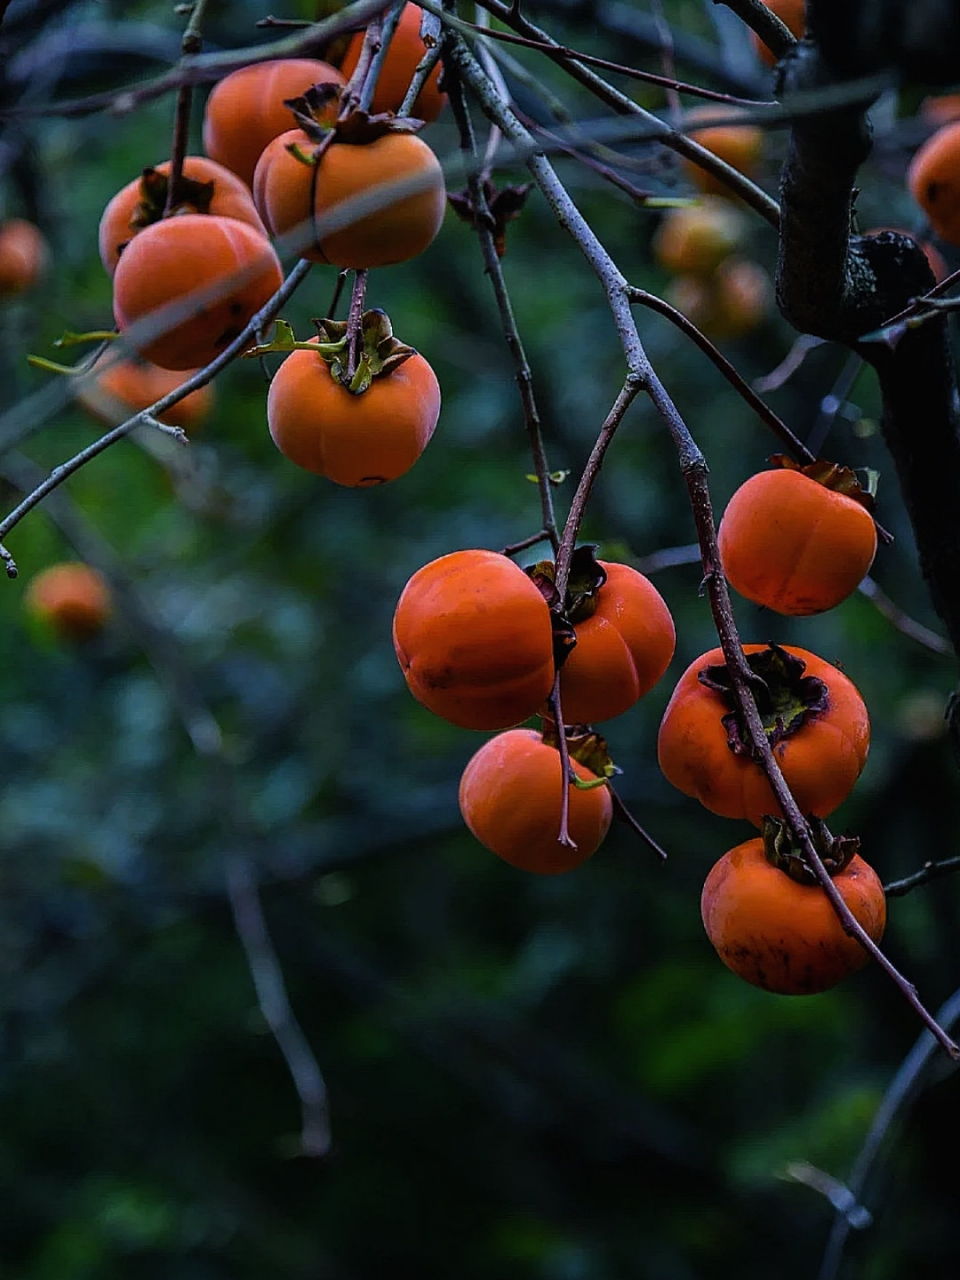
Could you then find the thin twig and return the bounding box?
[858,576,954,657]
[609,787,669,861]
[884,856,960,898]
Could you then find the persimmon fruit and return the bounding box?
[24,562,112,640]
[651,197,745,276]
[718,460,877,615]
[267,336,440,485]
[657,642,870,826]
[459,728,612,873]
[98,157,267,276]
[666,258,770,340]
[0,218,48,295]
[202,58,345,187]
[750,0,805,67]
[557,561,676,724]
[681,106,763,198]
[77,353,215,432]
[253,127,445,268]
[340,3,446,123]
[701,835,886,994]
[907,121,960,245]
[111,214,283,371]
[393,549,555,730]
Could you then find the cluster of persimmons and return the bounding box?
[13,0,958,1001]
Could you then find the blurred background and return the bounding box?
[1,0,959,1277]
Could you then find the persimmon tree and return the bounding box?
[2,0,960,1277]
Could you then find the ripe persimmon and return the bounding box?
[267,322,440,486]
[202,59,345,187]
[749,0,805,67]
[112,214,283,371]
[459,728,612,873]
[665,257,770,339]
[340,3,446,123]
[555,560,676,724]
[0,218,48,295]
[908,120,960,245]
[23,562,112,640]
[651,197,745,276]
[717,458,877,615]
[253,127,445,268]
[77,353,214,433]
[657,642,870,826]
[393,549,555,730]
[701,826,886,994]
[681,106,763,198]
[99,157,267,276]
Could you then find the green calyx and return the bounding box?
[760,815,859,884]
[244,312,416,393]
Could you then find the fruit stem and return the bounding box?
[344,270,368,385]
[164,0,214,216]
[546,674,578,850]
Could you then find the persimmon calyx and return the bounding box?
[130,167,216,229]
[770,453,877,511]
[541,716,621,779]
[698,641,830,758]
[447,178,533,258]
[759,814,860,884]
[283,84,426,146]
[245,312,417,393]
[243,319,345,360]
[526,545,609,673]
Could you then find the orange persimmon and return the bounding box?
[907,120,960,245]
[98,157,267,276]
[253,127,445,268]
[0,218,48,295]
[76,353,215,432]
[267,336,440,485]
[393,549,555,730]
[701,833,886,994]
[681,106,763,198]
[657,642,870,826]
[651,197,746,276]
[23,562,112,640]
[459,728,612,873]
[202,58,345,187]
[717,460,877,615]
[340,3,446,123]
[749,0,805,67]
[558,561,676,724]
[665,257,770,339]
[111,214,283,371]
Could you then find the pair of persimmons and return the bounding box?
[93,5,446,486]
[393,457,886,995]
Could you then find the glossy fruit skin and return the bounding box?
[253,128,445,268]
[657,644,870,826]
[24,562,111,640]
[459,729,612,873]
[0,218,47,295]
[202,58,345,187]
[908,121,960,245]
[651,197,744,276]
[393,550,555,731]
[682,106,763,197]
[340,3,446,123]
[718,468,877,615]
[701,837,886,994]
[98,157,267,276]
[267,338,439,485]
[559,562,676,724]
[112,214,283,371]
[750,0,805,67]
[77,354,214,432]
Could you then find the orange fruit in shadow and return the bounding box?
[907,121,960,245]
[77,353,215,432]
[340,3,446,122]
[0,218,48,295]
[681,105,764,198]
[749,0,805,67]
[24,562,112,640]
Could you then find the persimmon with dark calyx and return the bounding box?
[907,120,960,245]
[265,310,440,486]
[717,457,877,615]
[0,218,48,295]
[98,157,267,276]
[24,562,112,641]
[749,0,805,67]
[111,214,283,371]
[657,642,870,827]
[651,197,745,276]
[252,121,445,268]
[202,58,345,187]
[76,353,214,433]
[340,3,446,123]
[681,106,763,198]
[701,818,886,995]
[393,549,555,731]
[459,728,612,874]
[528,552,676,725]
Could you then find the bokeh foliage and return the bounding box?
[1,0,960,1276]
